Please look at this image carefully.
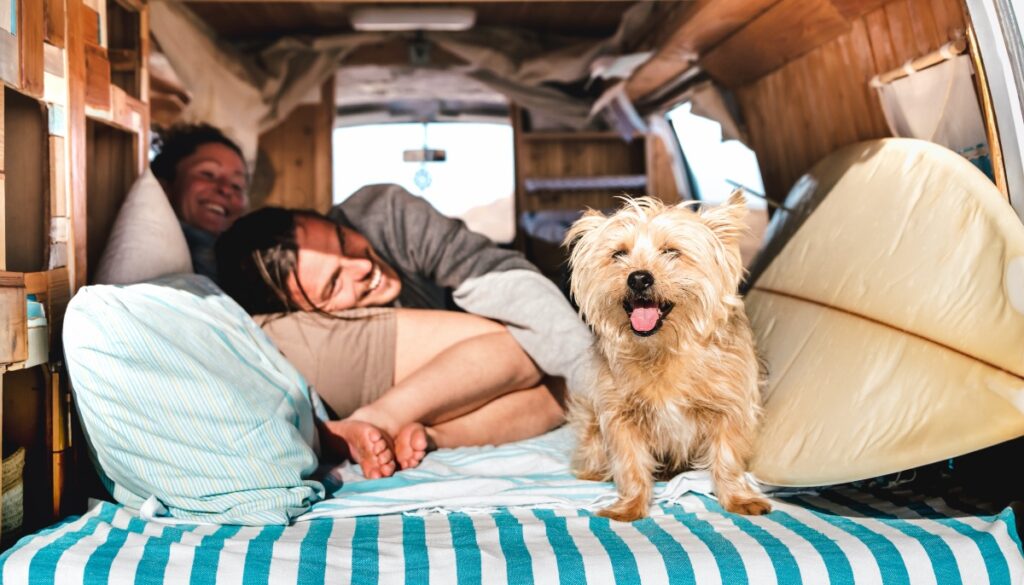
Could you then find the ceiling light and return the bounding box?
[350,7,476,32]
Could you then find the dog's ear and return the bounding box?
[700,189,749,245]
[562,209,607,249]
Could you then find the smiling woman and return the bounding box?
[150,124,251,278]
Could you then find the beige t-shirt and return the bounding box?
[254,308,397,419]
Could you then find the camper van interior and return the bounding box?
[2,0,1024,582]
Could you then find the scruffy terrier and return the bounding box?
[564,191,770,521]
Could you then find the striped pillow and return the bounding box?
[63,274,324,525]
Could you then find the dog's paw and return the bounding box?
[597,499,649,522]
[723,495,772,516]
[574,468,609,482]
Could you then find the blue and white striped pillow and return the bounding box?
[63,274,325,525]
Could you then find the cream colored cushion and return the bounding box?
[93,169,193,285]
[747,138,1024,486]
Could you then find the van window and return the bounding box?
[333,122,515,243]
[667,102,766,210]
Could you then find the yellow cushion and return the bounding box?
[747,138,1024,486]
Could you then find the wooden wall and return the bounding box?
[730,0,966,200]
[255,77,335,214]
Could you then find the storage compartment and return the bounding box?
[3,88,49,274]
[85,119,138,281]
[106,0,142,100]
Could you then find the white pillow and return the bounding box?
[93,168,193,284]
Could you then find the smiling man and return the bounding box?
[151,124,249,279]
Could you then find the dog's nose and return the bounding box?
[627,271,654,293]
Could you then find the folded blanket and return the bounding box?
[299,427,756,520]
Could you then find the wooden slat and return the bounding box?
[313,76,334,214]
[0,29,20,88]
[883,1,917,62]
[0,277,28,365]
[625,0,779,102]
[864,6,898,71]
[43,42,63,76]
[644,133,680,203]
[83,44,110,110]
[49,136,66,217]
[0,174,5,270]
[68,0,88,291]
[832,0,889,18]
[81,4,98,47]
[18,0,46,97]
[701,0,852,89]
[44,0,65,48]
[1,88,5,174]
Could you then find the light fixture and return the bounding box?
[350,7,476,32]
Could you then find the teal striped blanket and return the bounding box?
[2,488,1021,584]
[3,427,1022,583]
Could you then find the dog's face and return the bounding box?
[565,191,749,344]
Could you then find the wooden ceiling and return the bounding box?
[184,1,638,43]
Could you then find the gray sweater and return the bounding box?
[331,184,595,395]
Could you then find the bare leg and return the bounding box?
[394,378,565,469]
[347,308,541,435]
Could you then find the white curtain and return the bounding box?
[874,55,993,179]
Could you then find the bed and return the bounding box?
[2,427,1023,584]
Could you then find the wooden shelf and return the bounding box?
[523,131,629,142]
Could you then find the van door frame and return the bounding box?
[966,0,1024,222]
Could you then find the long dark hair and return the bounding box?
[215,206,324,315]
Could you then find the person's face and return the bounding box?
[288,215,402,311]
[168,142,248,235]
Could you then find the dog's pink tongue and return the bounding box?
[630,306,660,332]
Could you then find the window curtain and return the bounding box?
[874,55,994,180]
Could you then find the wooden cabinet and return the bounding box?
[1,0,148,545]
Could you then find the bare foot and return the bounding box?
[322,419,396,479]
[394,422,436,470]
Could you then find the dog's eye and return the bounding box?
[612,250,627,260]
[662,248,680,257]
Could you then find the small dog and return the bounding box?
[564,191,770,521]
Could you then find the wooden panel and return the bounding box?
[49,136,66,217]
[645,133,680,203]
[0,29,19,87]
[83,44,110,110]
[257,79,336,213]
[701,0,852,89]
[18,0,46,97]
[734,0,966,201]
[1,88,4,173]
[313,77,334,214]
[81,4,98,47]
[626,0,779,102]
[0,273,28,365]
[44,0,65,48]
[68,0,88,290]
[4,89,49,274]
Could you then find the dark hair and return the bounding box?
[151,124,246,184]
[215,206,328,315]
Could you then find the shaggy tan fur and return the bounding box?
[564,191,770,521]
